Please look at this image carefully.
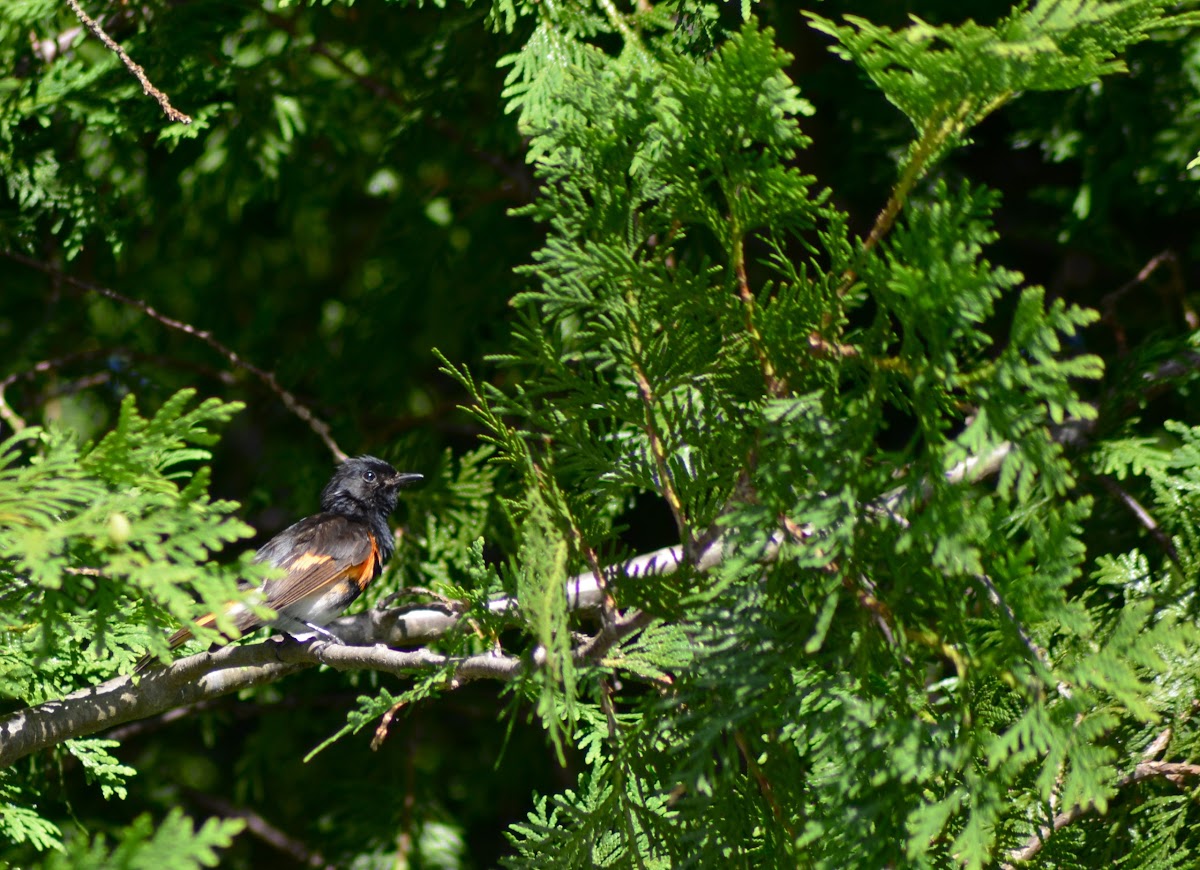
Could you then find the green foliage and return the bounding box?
[511,479,579,754]
[477,1,1200,867]
[0,391,260,683]
[0,771,62,852]
[66,739,137,801]
[0,391,257,860]
[808,1,1200,171]
[3,0,1200,867]
[43,808,243,870]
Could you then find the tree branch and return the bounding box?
[4,367,1185,789]
[1005,760,1200,865]
[63,0,191,125]
[0,536,745,769]
[0,639,516,769]
[183,788,334,870]
[1095,473,1181,566]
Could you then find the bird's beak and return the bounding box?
[392,472,424,489]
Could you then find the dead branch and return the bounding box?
[64,0,191,125]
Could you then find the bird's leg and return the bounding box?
[275,615,346,646]
[298,621,345,645]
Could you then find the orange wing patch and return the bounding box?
[288,551,334,572]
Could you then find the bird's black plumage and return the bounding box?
[136,456,422,670]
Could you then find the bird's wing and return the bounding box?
[253,513,380,612]
[141,515,380,665]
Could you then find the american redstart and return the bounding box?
[136,456,422,670]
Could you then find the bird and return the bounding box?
[136,456,423,671]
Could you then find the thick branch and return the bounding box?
[0,538,742,769]
[0,642,297,768]
[3,375,1179,778]
[0,638,517,769]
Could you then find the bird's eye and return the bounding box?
[362,470,377,482]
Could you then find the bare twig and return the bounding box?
[370,697,408,751]
[733,728,796,840]
[0,348,239,436]
[970,571,1058,685]
[0,349,111,433]
[63,0,192,125]
[1,251,348,462]
[1101,251,1175,313]
[1005,760,1200,865]
[734,247,786,397]
[184,789,334,870]
[397,732,418,864]
[1096,475,1181,566]
[1099,251,1194,353]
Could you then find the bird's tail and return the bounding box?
[133,610,251,674]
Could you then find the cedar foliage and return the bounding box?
[3,0,1200,867]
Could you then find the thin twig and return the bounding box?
[599,674,649,870]
[1099,251,1187,354]
[834,100,977,300]
[0,349,112,433]
[370,697,407,751]
[0,348,239,436]
[1095,474,1181,566]
[629,356,689,545]
[1,251,348,462]
[183,789,333,870]
[63,0,192,125]
[1006,725,1172,867]
[1101,251,1174,312]
[597,0,649,61]
[733,728,796,840]
[971,571,1057,684]
[397,730,417,863]
[579,539,619,629]
[734,245,786,397]
[1005,760,1200,865]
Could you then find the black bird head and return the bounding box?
[320,456,423,519]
